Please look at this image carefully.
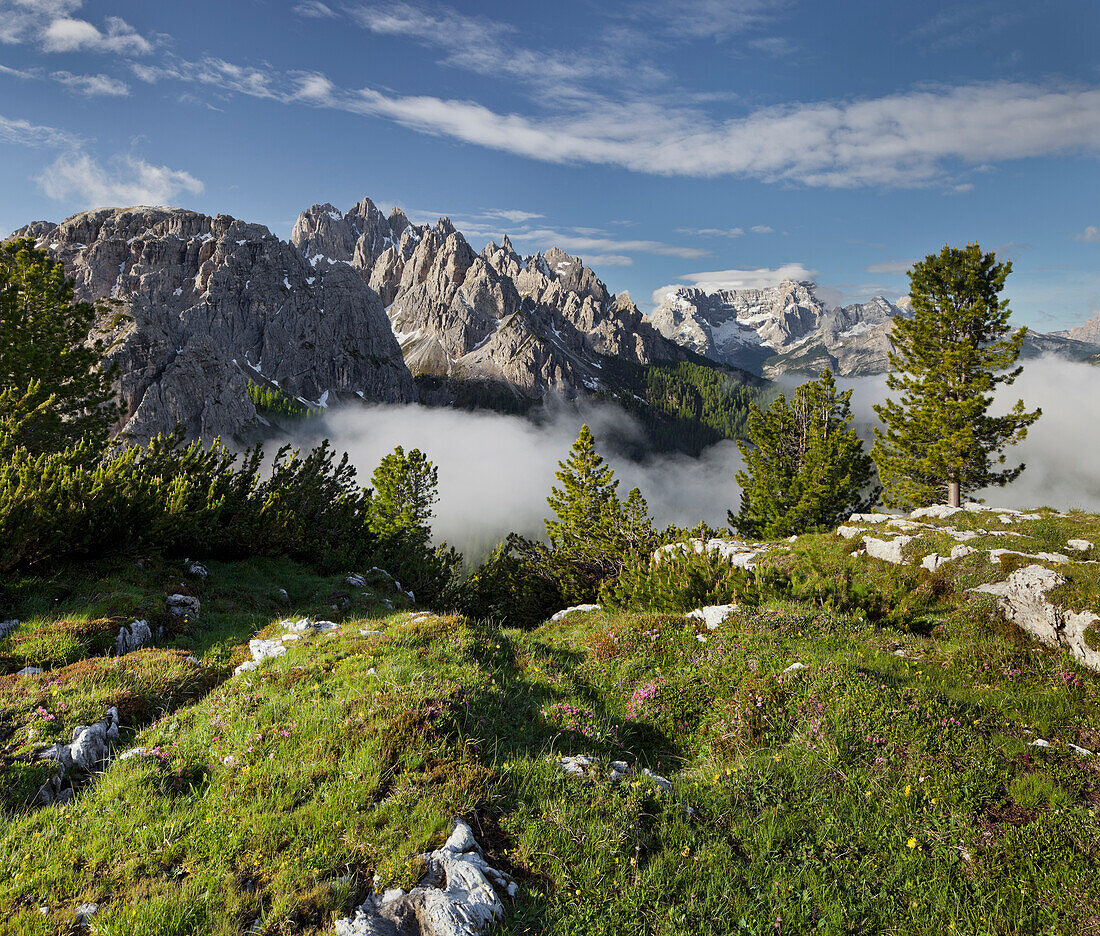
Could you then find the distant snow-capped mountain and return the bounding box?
[649,281,1096,377]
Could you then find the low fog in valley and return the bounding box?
[288,358,1099,561]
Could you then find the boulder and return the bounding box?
[166,594,200,619]
[863,535,914,565]
[549,604,601,623]
[335,820,514,936]
[114,619,152,655]
[973,564,1100,673]
[686,605,738,630]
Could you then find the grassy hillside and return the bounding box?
[1,509,1099,935]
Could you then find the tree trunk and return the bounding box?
[947,480,961,508]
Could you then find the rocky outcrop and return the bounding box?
[335,820,514,936]
[973,566,1100,673]
[11,206,416,444]
[36,707,120,804]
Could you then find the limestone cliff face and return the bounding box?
[12,207,415,444]
[291,200,686,401]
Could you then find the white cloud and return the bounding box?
[328,80,1100,188]
[35,150,203,208]
[635,0,783,40]
[582,254,634,267]
[481,208,543,223]
[677,226,744,238]
[652,262,818,305]
[41,15,151,54]
[50,70,129,96]
[750,225,774,234]
[864,260,916,275]
[294,1,336,17]
[512,228,710,259]
[0,112,78,147]
[1075,225,1100,243]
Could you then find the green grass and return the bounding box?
[1,515,1099,935]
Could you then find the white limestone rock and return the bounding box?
[778,662,807,683]
[17,666,43,675]
[335,820,513,936]
[973,564,1100,673]
[0,619,19,638]
[685,604,738,630]
[653,538,774,569]
[345,573,368,588]
[559,755,597,776]
[863,535,914,565]
[849,513,892,524]
[114,619,152,655]
[1068,540,1093,552]
[549,604,601,623]
[641,768,673,793]
[187,561,209,579]
[989,549,1069,565]
[910,505,963,520]
[166,594,200,619]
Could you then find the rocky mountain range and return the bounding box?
[651,283,1099,377]
[7,196,1097,446]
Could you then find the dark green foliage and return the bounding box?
[458,535,564,628]
[0,238,118,455]
[731,369,878,538]
[0,431,376,573]
[597,357,760,455]
[872,244,1041,509]
[603,546,750,613]
[366,446,462,606]
[536,425,657,603]
[246,381,316,420]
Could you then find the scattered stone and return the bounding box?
[277,588,289,601]
[863,535,914,565]
[837,526,864,540]
[37,708,120,804]
[1029,738,1051,748]
[608,760,632,783]
[345,573,368,588]
[778,662,807,683]
[1069,743,1096,756]
[360,629,384,637]
[989,549,1069,565]
[17,666,43,675]
[369,568,415,601]
[335,820,513,936]
[187,561,209,579]
[116,747,147,761]
[686,604,738,630]
[1068,539,1093,552]
[910,505,963,520]
[559,755,597,776]
[641,768,673,793]
[0,619,19,638]
[75,903,98,925]
[114,619,152,655]
[973,564,1100,673]
[234,618,342,675]
[166,594,200,619]
[549,604,601,623]
[653,538,775,569]
[849,513,893,524]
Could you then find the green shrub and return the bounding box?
[246,381,317,420]
[603,547,750,613]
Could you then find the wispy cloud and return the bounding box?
[50,70,129,96]
[1075,225,1100,243]
[633,0,786,40]
[652,262,818,306]
[750,225,774,234]
[513,228,710,260]
[41,15,151,54]
[910,1,1029,53]
[481,208,543,223]
[676,226,744,238]
[0,112,79,147]
[293,1,336,18]
[36,151,203,208]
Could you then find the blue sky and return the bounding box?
[1,0,1098,328]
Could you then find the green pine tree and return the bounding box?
[542,424,655,602]
[0,238,118,456]
[872,244,1041,509]
[368,445,438,550]
[731,369,878,538]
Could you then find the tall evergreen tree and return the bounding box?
[872,244,1040,509]
[368,445,438,550]
[542,424,654,602]
[731,369,877,538]
[0,238,117,455]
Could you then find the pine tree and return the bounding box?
[872,244,1040,509]
[542,424,654,602]
[368,445,438,550]
[731,369,877,538]
[0,238,118,455]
